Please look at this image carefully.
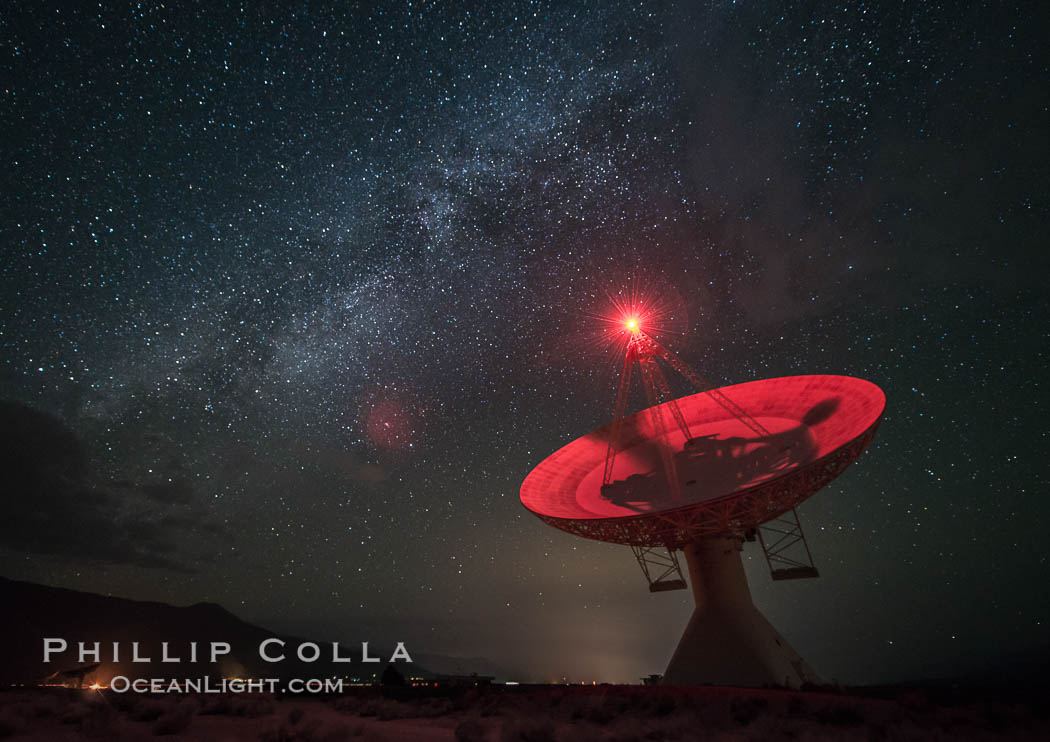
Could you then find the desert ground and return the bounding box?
[0,683,1046,741]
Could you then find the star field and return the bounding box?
[1,1,1047,683]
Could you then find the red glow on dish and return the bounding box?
[520,374,885,525]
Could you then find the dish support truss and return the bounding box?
[631,505,818,591]
[603,330,833,589]
[631,544,688,592]
[757,508,820,581]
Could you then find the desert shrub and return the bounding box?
[605,717,653,742]
[586,700,617,725]
[58,699,91,725]
[564,726,608,742]
[152,699,197,735]
[15,691,62,719]
[894,690,930,712]
[376,700,405,720]
[129,699,169,722]
[653,693,677,717]
[695,696,737,729]
[500,716,555,742]
[199,694,234,715]
[330,692,384,716]
[78,702,119,738]
[657,711,710,742]
[880,717,945,742]
[0,709,27,739]
[627,692,678,719]
[978,701,1026,733]
[257,719,361,742]
[565,696,621,725]
[730,697,767,726]
[243,696,278,718]
[109,691,141,714]
[455,717,487,742]
[454,689,482,712]
[295,718,324,740]
[200,693,276,717]
[422,696,455,717]
[812,702,864,727]
[480,694,504,717]
[328,695,355,714]
[257,724,292,742]
[316,721,362,742]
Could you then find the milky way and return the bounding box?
[2,1,1047,683]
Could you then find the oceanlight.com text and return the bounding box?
[108,676,349,694]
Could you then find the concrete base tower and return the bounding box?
[661,536,819,688]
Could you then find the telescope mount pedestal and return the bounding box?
[661,536,819,688]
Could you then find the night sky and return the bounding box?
[2,1,1047,685]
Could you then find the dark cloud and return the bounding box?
[140,478,197,505]
[213,438,387,490]
[310,445,387,485]
[0,401,217,571]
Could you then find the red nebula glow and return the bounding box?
[361,391,424,451]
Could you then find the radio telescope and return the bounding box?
[520,318,884,687]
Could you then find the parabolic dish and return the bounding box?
[520,375,885,546]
